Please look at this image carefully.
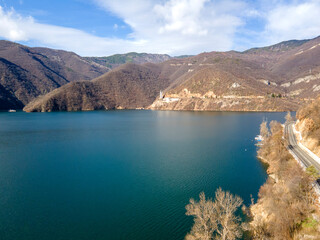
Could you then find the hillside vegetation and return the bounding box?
[0,40,108,109]
[24,63,171,112]
[250,121,320,239]
[296,96,320,156]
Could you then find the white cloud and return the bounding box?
[0,1,247,56]
[263,0,320,44]
[154,0,210,36]
[93,0,245,54]
[5,0,319,56]
[0,7,28,41]
[0,6,135,56]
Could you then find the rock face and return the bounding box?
[0,40,109,109]
[151,96,300,112]
[296,96,320,157]
[22,35,320,112]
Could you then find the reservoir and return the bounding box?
[0,111,285,240]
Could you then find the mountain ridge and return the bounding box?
[1,36,320,112]
[85,52,172,69]
[24,36,320,112]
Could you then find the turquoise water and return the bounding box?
[0,110,285,240]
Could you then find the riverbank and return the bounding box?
[250,120,320,239]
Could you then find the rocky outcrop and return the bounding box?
[150,92,300,112]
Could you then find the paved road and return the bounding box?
[285,122,320,187]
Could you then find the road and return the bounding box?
[285,122,320,187]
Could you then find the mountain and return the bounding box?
[0,40,109,109]
[150,36,320,111]
[24,63,173,112]
[244,39,310,54]
[21,35,320,112]
[85,52,171,69]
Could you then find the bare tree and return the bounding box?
[285,112,293,123]
[186,192,217,240]
[214,188,243,240]
[252,119,320,239]
[185,189,243,240]
[259,121,270,140]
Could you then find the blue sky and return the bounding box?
[0,0,319,56]
[0,0,131,38]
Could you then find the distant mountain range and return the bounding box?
[1,36,320,112]
[85,52,171,69]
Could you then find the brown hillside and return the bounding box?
[0,40,108,109]
[24,63,172,112]
[23,36,320,112]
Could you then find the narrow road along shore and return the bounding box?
[285,122,320,193]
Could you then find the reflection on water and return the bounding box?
[0,110,285,240]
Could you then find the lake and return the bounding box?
[0,110,286,240]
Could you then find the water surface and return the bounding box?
[0,110,285,240]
